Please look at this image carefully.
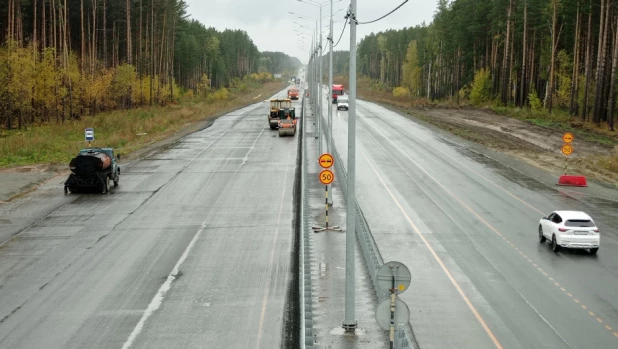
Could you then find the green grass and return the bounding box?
[0,81,285,168]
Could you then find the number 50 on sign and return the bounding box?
[319,170,334,185]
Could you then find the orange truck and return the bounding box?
[332,84,344,103]
[287,87,299,100]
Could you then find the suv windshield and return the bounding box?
[565,219,595,227]
[338,99,348,103]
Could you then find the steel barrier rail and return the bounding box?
[300,96,314,349]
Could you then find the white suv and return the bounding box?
[337,97,349,110]
[539,211,600,254]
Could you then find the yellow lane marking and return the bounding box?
[362,151,504,349]
[359,114,616,340]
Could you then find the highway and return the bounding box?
[325,96,618,349]
[0,93,299,349]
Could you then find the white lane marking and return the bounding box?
[122,119,268,349]
[254,148,292,349]
[120,221,206,349]
[240,128,266,168]
[358,117,573,347]
[360,150,504,349]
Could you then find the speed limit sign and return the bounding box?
[319,170,334,185]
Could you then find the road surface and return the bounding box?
[325,95,618,349]
[0,93,299,349]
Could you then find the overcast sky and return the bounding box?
[184,0,437,64]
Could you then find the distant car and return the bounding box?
[288,87,299,100]
[539,211,600,254]
[337,97,349,110]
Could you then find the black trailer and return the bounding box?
[64,147,120,194]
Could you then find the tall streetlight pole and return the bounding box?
[343,0,358,333]
[298,0,342,204]
[318,5,323,152]
[295,1,339,151]
[327,0,334,205]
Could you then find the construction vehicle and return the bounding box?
[332,84,344,103]
[64,147,120,194]
[268,98,294,130]
[278,107,297,137]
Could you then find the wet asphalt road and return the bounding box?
[324,96,618,349]
[0,94,298,349]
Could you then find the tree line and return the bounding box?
[332,0,618,130]
[0,0,300,130]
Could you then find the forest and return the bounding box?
[334,0,618,131]
[0,0,300,130]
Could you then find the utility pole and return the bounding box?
[343,0,357,333]
[318,5,323,155]
[326,0,334,205]
[312,31,317,129]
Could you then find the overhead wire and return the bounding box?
[333,17,348,47]
[356,0,409,25]
[332,5,351,48]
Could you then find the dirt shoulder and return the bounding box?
[383,103,618,189]
[0,82,286,202]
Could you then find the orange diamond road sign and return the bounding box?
[319,170,334,185]
[318,153,334,169]
[561,144,573,156]
[562,132,574,143]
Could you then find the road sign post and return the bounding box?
[313,154,341,233]
[85,128,94,148]
[376,261,411,349]
[561,133,574,175]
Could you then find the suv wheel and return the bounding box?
[590,248,599,255]
[539,226,546,243]
[552,235,560,252]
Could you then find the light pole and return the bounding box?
[298,0,343,205]
[344,0,358,332]
[294,1,333,153]
[327,0,334,205]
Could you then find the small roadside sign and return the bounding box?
[562,132,574,143]
[377,261,411,295]
[319,170,334,185]
[319,153,334,169]
[85,128,94,141]
[561,144,573,156]
[375,297,410,331]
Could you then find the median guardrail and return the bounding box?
[317,91,416,349]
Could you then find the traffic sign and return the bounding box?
[319,170,334,185]
[561,144,573,156]
[562,132,574,143]
[375,297,410,331]
[377,261,412,294]
[318,153,334,168]
[85,128,94,141]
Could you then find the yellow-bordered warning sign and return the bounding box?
[562,132,574,143]
[318,153,334,169]
[561,144,573,156]
[319,170,334,185]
